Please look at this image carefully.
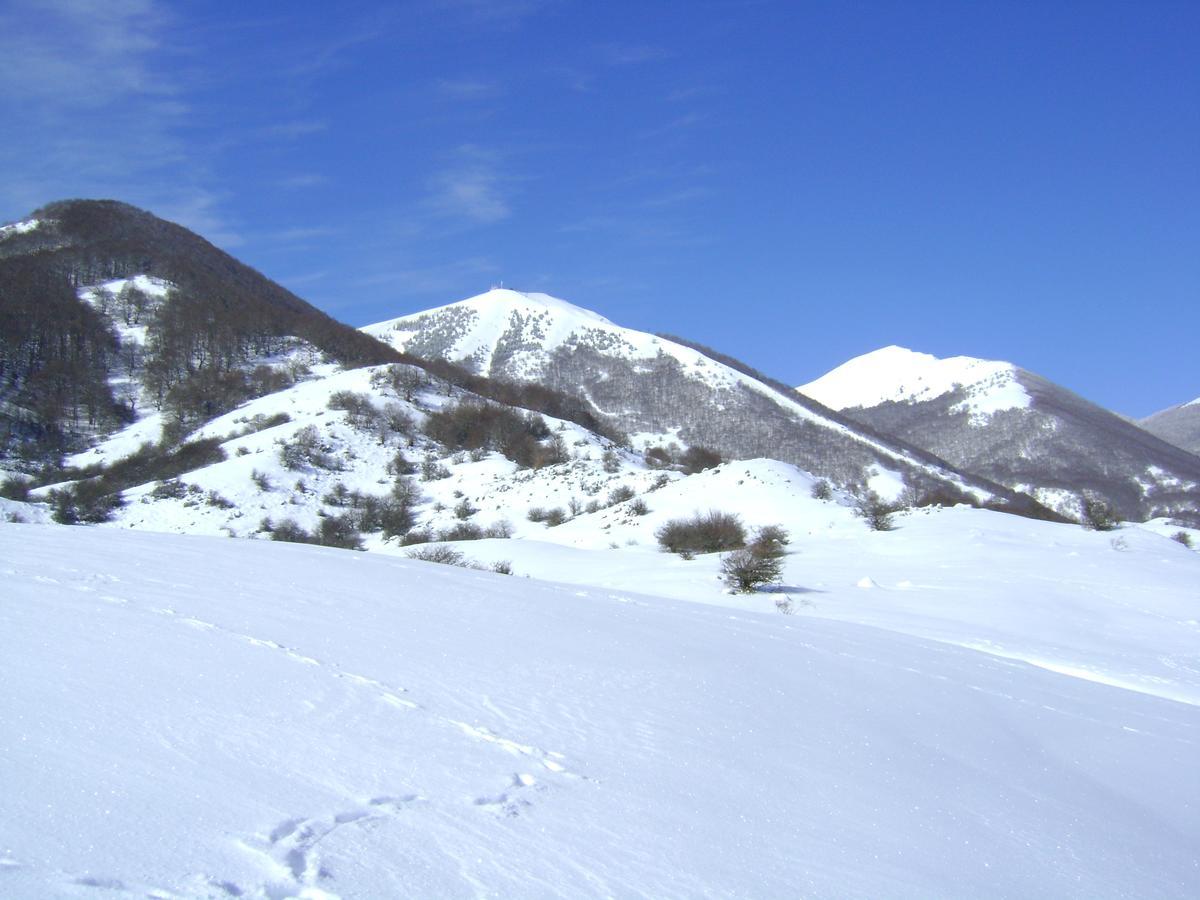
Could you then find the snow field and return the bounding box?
[3,523,1198,898]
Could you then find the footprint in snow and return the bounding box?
[246,796,420,893]
[474,773,542,818]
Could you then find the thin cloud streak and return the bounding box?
[0,0,242,244]
[425,146,515,225]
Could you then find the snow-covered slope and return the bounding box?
[364,290,1047,513]
[363,288,745,390]
[798,345,1031,423]
[1141,397,1200,456]
[0,217,41,239]
[4,522,1199,898]
[799,346,1200,523]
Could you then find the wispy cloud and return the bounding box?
[638,111,709,140]
[435,78,504,101]
[421,0,552,28]
[259,120,328,140]
[0,0,240,242]
[0,0,169,108]
[261,226,338,243]
[558,211,712,249]
[279,270,330,288]
[426,146,514,225]
[353,256,500,296]
[598,42,672,66]
[640,186,715,208]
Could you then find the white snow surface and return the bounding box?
[0,217,41,238]
[799,345,1032,421]
[3,521,1199,899]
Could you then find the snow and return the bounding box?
[798,345,1032,422]
[364,292,999,502]
[3,521,1199,898]
[9,282,1200,895]
[0,217,41,238]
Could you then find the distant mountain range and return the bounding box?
[363,290,1051,517]
[1,199,1196,526]
[1140,399,1200,456]
[798,346,1200,522]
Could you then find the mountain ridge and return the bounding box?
[364,289,1059,519]
[800,345,1200,522]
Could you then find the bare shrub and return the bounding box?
[854,491,897,531]
[49,480,125,524]
[484,520,514,539]
[679,445,722,474]
[0,477,31,501]
[406,545,469,566]
[439,522,484,541]
[656,510,746,555]
[607,485,635,506]
[279,425,340,471]
[720,548,783,593]
[749,524,790,558]
[1080,493,1119,531]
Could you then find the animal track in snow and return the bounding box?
[243,795,420,897]
[449,721,573,775]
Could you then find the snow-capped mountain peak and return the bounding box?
[798,345,1030,420]
[363,288,697,383]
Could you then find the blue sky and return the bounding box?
[1,0,1196,416]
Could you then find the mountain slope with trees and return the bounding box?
[799,346,1200,523]
[0,200,404,462]
[1140,400,1200,456]
[364,289,1058,520]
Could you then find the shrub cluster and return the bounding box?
[719,525,790,593]
[404,544,513,574]
[527,506,568,526]
[854,491,898,531]
[1080,493,1119,532]
[41,437,226,525]
[328,390,414,437]
[264,514,364,550]
[48,479,126,524]
[422,399,566,469]
[656,510,746,555]
[279,425,342,471]
[321,478,423,539]
[644,444,723,474]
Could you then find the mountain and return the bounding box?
[0,199,402,460]
[1140,398,1200,456]
[363,289,1054,518]
[799,346,1200,523]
